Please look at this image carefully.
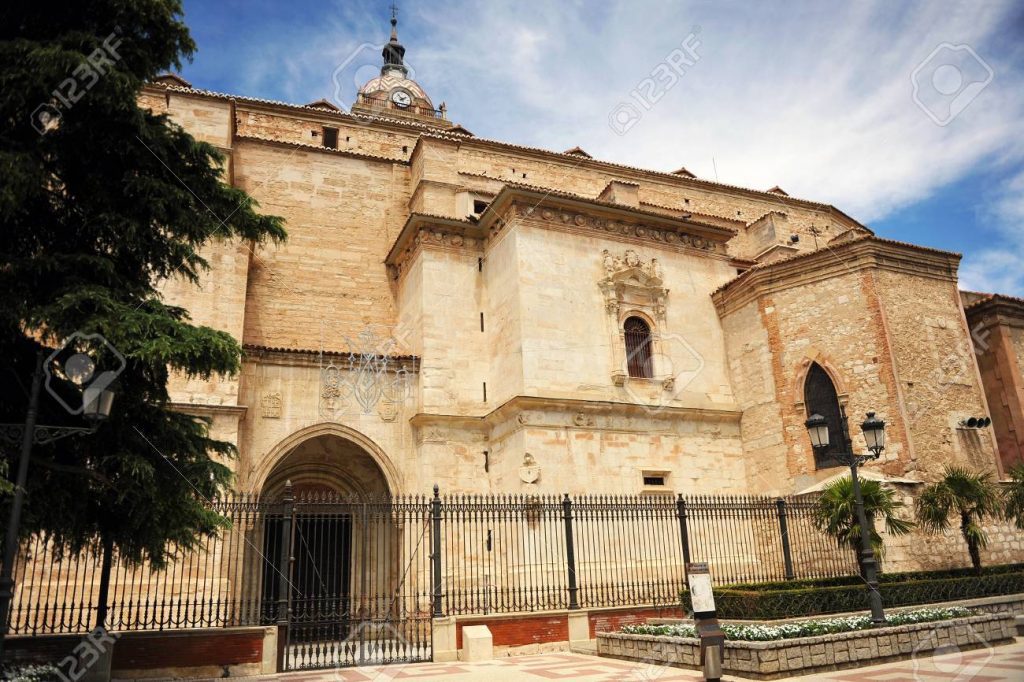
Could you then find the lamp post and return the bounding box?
[805,408,887,624]
[0,352,115,657]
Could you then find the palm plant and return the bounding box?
[1001,463,1024,530]
[915,465,1002,574]
[812,477,915,576]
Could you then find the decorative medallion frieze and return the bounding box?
[514,202,723,253]
[389,226,484,280]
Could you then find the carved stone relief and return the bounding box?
[260,392,282,418]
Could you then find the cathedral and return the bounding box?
[145,14,1024,508]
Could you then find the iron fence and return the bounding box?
[6,490,857,637]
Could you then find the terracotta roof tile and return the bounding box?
[712,235,961,296]
[963,292,1024,311]
[234,132,407,163]
[150,81,865,225]
[474,178,738,235]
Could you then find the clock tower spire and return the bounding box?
[352,4,454,128]
[381,3,408,77]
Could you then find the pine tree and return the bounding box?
[0,0,285,566]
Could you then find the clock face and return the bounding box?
[391,89,412,108]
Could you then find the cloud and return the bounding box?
[959,165,1024,294]
[183,0,1024,293]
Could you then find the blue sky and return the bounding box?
[179,0,1024,295]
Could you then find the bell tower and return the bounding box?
[351,5,454,128]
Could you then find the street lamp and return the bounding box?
[0,352,115,657]
[805,408,887,624]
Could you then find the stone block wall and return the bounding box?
[964,295,1024,473]
[715,239,1000,495]
[597,613,1016,679]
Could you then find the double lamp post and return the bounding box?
[805,408,887,624]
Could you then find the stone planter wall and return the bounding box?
[597,613,1015,679]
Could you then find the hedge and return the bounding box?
[681,569,1024,619]
[715,562,1024,593]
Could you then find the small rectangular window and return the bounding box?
[322,127,338,149]
[643,475,666,486]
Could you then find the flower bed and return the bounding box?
[624,606,970,641]
[597,611,1015,679]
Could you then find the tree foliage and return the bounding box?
[812,476,914,573]
[1003,463,1024,531]
[915,466,1002,574]
[0,0,285,566]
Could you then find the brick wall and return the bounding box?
[111,629,263,669]
[455,614,568,648]
[588,606,685,638]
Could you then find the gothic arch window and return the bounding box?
[804,363,845,468]
[624,316,654,379]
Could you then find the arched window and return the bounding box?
[624,316,654,379]
[804,363,845,468]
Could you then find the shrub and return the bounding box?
[681,567,1024,619]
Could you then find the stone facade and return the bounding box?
[141,32,1018,528]
[964,293,1024,472]
[596,613,1016,679]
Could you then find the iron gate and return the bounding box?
[265,488,434,671]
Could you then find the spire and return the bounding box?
[382,2,408,77]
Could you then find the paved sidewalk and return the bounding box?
[206,639,1024,681]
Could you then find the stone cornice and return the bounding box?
[384,213,485,280]
[234,133,407,164]
[169,402,248,418]
[964,294,1024,330]
[416,134,870,232]
[242,344,420,370]
[144,83,868,233]
[410,394,742,430]
[478,186,735,259]
[144,83,465,137]
[712,237,961,316]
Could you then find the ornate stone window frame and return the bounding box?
[601,249,673,389]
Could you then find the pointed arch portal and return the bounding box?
[804,362,846,469]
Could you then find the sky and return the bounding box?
[178,0,1024,295]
